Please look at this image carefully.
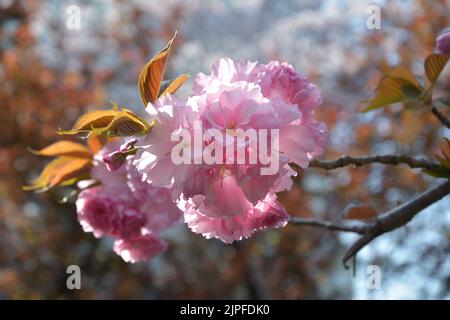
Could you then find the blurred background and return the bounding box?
[1,0,449,299]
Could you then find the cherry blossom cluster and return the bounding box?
[76,58,327,262]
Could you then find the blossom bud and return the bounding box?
[102,139,138,172]
[436,30,450,54]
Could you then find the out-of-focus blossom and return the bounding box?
[76,140,183,262]
[436,30,450,54]
[113,234,168,263]
[76,187,145,239]
[102,139,138,172]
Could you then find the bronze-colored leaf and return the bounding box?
[363,77,410,111]
[362,72,423,112]
[48,157,92,188]
[389,66,422,88]
[138,31,177,106]
[424,54,450,83]
[160,73,190,97]
[23,156,92,192]
[57,110,119,136]
[362,66,423,112]
[440,138,450,162]
[29,141,92,158]
[401,84,422,99]
[87,135,110,154]
[72,110,120,131]
[23,157,67,191]
[57,109,153,137]
[101,109,154,137]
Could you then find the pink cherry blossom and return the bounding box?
[76,140,183,262]
[102,139,137,172]
[113,234,168,263]
[76,186,145,239]
[436,30,450,54]
[134,94,198,189]
[132,58,327,244]
[75,58,327,259]
[193,58,327,164]
[188,58,325,194]
[182,192,288,243]
[130,58,327,243]
[126,162,183,232]
[76,187,117,238]
[93,142,183,234]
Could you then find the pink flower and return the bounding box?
[134,94,198,189]
[188,58,325,195]
[114,206,147,239]
[93,143,183,233]
[92,140,183,231]
[199,174,253,218]
[193,58,261,95]
[259,61,322,116]
[127,163,183,232]
[102,151,126,172]
[183,193,288,243]
[90,141,130,196]
[256,60,327,157]
[76,140,183,262]
[76,187,117,238]
[193,58,327,164]
[113,234,168,263]
[436,30,450,54]
[76,186,146,239]
[131,58,327,244]
[102,139,137,172]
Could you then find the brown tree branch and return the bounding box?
[309,155,439,170]
[431,106,450,129]
[289,216,370,234]
[342,179,450,266]
[289,180,450,268]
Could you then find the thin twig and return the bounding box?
[342,179,450,266]
[309,155,439,170]
[431,106,450,129]
[289,216,370,234]
[288,180,450,268]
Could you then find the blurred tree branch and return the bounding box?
[431,106,450,129]
[309,155,439,170]
[343,179,450,265]
[290,217,370,234]
[290,180,450,267]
